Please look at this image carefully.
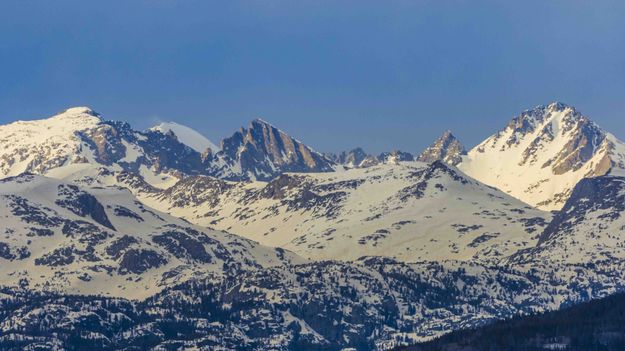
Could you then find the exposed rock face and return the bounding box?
[459,102,625,210]
[55,184,115,230]
[359,154,381,167]
[417,130,467,166]
[150,121,220,153]
[206,119,335,181]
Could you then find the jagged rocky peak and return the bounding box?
[417,130,467,166]
[328,148,415,168]
[459,101,625,210]
[505,101,577,135]
[209,118,335,181]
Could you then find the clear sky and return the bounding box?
[1,1,625,154]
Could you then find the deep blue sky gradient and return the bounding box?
[1,1,625,153]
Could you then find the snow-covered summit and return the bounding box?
[150,121,220,153]
[458,102,625,210]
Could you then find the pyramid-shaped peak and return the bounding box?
[417,130,466,166]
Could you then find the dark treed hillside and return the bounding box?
[399,291,625,351]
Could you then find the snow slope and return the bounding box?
[0,174,301,298]
[150,121,220,153]
[117,161,551,263]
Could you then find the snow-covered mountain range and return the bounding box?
[129,161,549,263]
[0,108,338,185]
[2,103,625,350]
[327,148,416,168]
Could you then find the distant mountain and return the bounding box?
[378,150,415,164]
[0,107,209,188]
[329,148,415,168]
[401,290,625,351]
[4,104,625,350]
[459,102,625,210]
[205,118,336,181]
[0,174,299,298]
[417,130,466,166]
[0,108,339,185]
[150,121,220,153]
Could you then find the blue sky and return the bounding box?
[1,1,625,153]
